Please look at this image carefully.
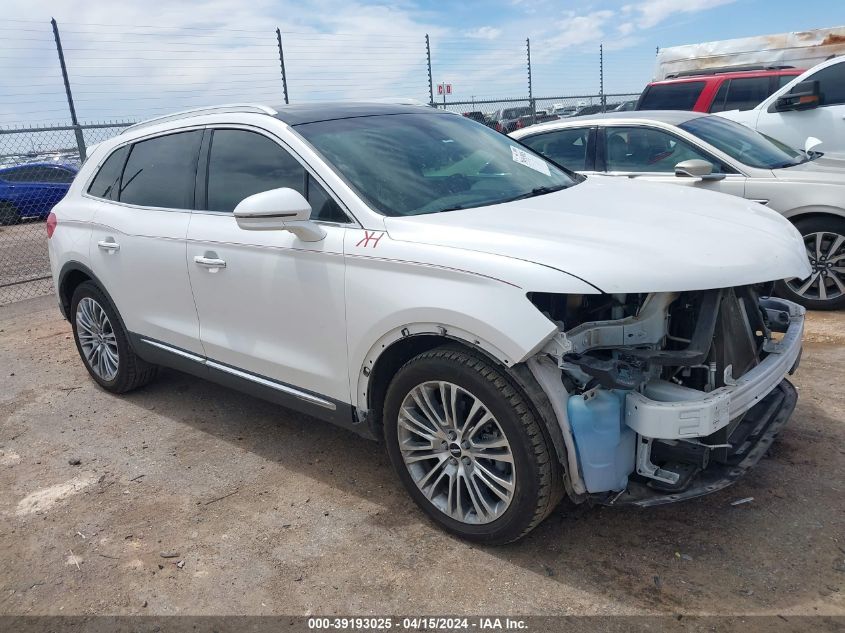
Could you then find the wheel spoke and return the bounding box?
[411,386,444,428]
[825,234,844,259]
[815,233,823,260]
[416,455,448,490]
[399,407,440,441]
[473,460,515,492]
[463,469,492,520]
[796,272,820,296]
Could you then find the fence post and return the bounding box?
[526,38,535,123]
[599,43,606,112]
[276,28,290,104]
[425,34,434,106]
[50,18,85,162]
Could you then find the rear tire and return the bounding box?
[383,347,563,544]
[0,202,19,226]
[776,216,845,311]
[70,281,158,393]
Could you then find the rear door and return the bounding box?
[87,129,205,355]
[598,124,747,197]
[186,126,352,406]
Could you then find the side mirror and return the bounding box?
[804,136,823,154]
[233,187,326,242]
[675,159,725,181]
[774,80,820,112]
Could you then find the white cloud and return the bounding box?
[622,0,737,29]
[464,26,502,40]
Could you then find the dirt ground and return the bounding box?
[0,295,843,617]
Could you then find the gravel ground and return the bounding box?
[0,295,843,617]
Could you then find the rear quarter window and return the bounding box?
[87,146,129,201]
[637,81,706,110]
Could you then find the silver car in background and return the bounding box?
[511,111,845,310]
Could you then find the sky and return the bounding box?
[1,0,844,125]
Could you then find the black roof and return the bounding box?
[273,102,446,125]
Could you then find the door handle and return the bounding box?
[194,255,226,270]
[97,239,120,252]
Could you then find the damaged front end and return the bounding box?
[527,287,804,506]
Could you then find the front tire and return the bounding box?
[776,216,845,311]
[70,281,158,393]
[383,347,563,544]
[0,202,19,226]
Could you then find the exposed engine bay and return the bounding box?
[528,286,805,505]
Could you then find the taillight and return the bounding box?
[515,119,524,129]
[46,212,57,238]
[495,122,503,132]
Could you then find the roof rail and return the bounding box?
[665,64,797,79]
[121,104,277,135]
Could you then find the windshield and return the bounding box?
[679,115,803,169]
[295,112,578,216]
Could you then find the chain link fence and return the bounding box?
[0,122,132,304]
[435,93,641,132]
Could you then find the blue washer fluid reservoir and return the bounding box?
[567,389,636,493]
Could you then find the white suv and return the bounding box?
[718,56,845,157]
[48,103,809,543]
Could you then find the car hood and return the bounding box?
[773,156,845,183]
[383,176,811,294]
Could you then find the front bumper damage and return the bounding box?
[531,291,805,506]
[608,379,796,506]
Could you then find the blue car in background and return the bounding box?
[0,162,78,225]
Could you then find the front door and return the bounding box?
[600,125,747,198]
[757,62,845,155]
[186,127,352,406]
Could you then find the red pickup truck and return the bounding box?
[636,66,804,113]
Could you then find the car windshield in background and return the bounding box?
[637,81,705,110]
[295,113,577,216]
[679,115,804,169]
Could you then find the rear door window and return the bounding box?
[520,128,591,171]
[721,77,771,111]
[119,131,202,209]
[637,81,705,110]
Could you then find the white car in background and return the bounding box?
[512,111,845,310]
[717,55,845,158]
[48,103,809,543]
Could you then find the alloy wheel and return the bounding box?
[397,381,515,525]
[75,297,119,381]
[787,231,845,303]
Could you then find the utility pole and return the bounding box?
[51,18,85,161]
[276,28,290,104]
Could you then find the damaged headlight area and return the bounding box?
[528,286,804,506]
